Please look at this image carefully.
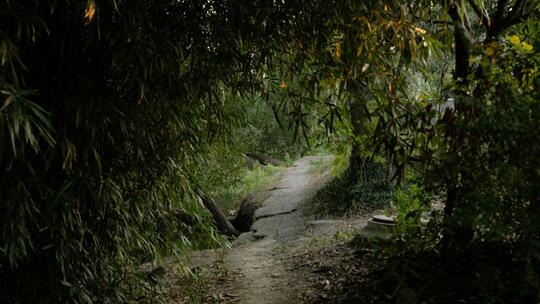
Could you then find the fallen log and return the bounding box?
[198,192,240,237]
[245,152,284,166]
[230,194,259,232]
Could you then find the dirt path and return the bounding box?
[160,155,368,303]
[225,156,332,304]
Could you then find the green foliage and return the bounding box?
[306,156,333,175]
[355,236,540,304]
[381,10,540,251]
[211,163,283,214]
[360,6,540,302]
[392,184,433,233]
[305,157,394,217]
[292,2,540,302]
[189,99,289,215]
[0,0,283,302]
[349,159,394,209]
[352,181,539,303]
[1,0,319,300]
[330,152,349,176]
[241,100,306,160]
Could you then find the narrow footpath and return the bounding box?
[225,156,332,304]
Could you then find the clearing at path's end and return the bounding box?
[226,155,332,304]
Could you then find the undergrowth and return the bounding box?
[331,232,540,304]
[159,250,233,304]
[211,163,284,215]
[304,157,394,218]
[300,224,540,304]
[307,155,334,176]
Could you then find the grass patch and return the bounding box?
[212,163,284,215]
[304,158,394,218]
[307,156,334,175]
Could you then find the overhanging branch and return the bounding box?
[466,0,490,29]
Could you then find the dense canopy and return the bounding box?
[1,0,539,303]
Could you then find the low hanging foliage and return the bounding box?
[0,0,291,302]
[0,0,353,301]
[284,1,540,301]
[282,0,540,249]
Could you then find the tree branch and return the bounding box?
[486,0,509,39]
[429,20,454,26]
[449,3,471,83]
[486,0,533,41]
[466,0,490,29]
[505,0,534,28]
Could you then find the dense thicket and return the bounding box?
[0,0,293,302]
[0,0,350,301]
[278,0,540,301]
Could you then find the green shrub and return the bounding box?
[349,159,394,210]
[305,157,394,217]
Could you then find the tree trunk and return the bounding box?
[347,81,370,183]
[449,3,471,85]
[199,193,240,237]
[348,99,364,183]
[441,2,474,258]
